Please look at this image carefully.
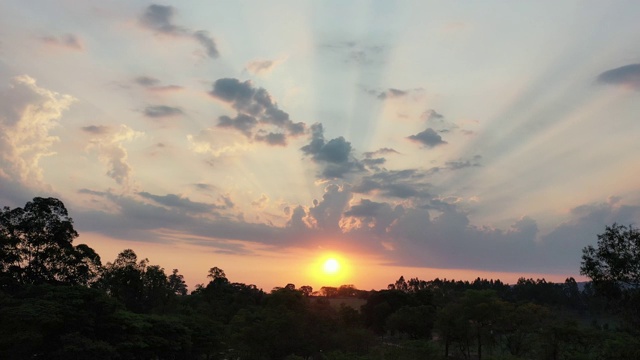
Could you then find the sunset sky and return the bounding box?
[1,1,639,291]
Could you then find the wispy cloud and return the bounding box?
[40,33,84,50]
[85,125,144,186]
[139,4,219,59]
[143,105,184,118]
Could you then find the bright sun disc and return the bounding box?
[323,258,340,274]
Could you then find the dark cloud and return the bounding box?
[73,191,285,252]
[344,199,388,217]
[217,114,258,137]
[138,191,223,213]
[352,169,431,199]
[143,105,183,118]
[209,78,306,142]
[596,63,640,90]
[286,205,308,230]
[301,123,364,178]
[308,184,352,232]
[192,30,219,58]
[255,132,287,146]
[140,4,184,34]
[40,34,84,50]
[361,157,385,167]
[407,128,447,148]
[140,4,219,59]
[81,125,110,135]
[361,148,399,169]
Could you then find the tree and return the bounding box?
[581,223,640,288]
[0,197,101,286]
[581,223,640,328]
[99,249,172,312]
[299,285,313,297]
[167,268,187,295]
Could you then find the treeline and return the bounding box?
[1,198,640,359]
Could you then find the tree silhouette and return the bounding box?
[0,197,101,285]
[581,223,640,288]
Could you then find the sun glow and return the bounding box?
[307,252,351,287]
[323,258,340,275]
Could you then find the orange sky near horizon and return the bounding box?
[83,232,585,292]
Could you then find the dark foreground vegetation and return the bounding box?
[2,197,640,359]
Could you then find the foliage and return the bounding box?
[0,197,101,286]
[581,223,640,288]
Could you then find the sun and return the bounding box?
[323,258,340,275]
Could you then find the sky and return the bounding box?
[1,1,640,292]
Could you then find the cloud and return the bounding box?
[361,148,399,169]
[596,63,640,90]
[363,148,399,158]
[139,4,219,59]
[445,155,482,170]
[138,191,225,213]
[40,33,84,50]
[301,123,364,178]
[407,128,447,148]
[342,199,402,235]
[352,169,432,199]
[192,31,219,58]
[85,124,143,185]
[209,78,306,145]
[0,75,75,186]
[254,132,287,146]
[81,125,111,135]
[74,190,286,252]
[187,127,250,158]
[251,194,269,209]
[245,60,277,75]
[139,4,185,35]
[365,87,425,100]
[422,109,444,123]
[134,76,160,87]
[307,184,352,232]
[217,114,258,137]
[143,105,184,118]
[323,41,386,65]
[134,76,183,93]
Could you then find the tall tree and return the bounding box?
[0,197,101,285]
[168,268,188,295]
[99,249,172,312]
[581,223,640,288]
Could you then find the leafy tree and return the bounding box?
[168,268,188,295]
[581,223,640,288]
[207,266,227,283]
[299,285,313,297]
[0,197,101,286]
[99,249,172,312]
